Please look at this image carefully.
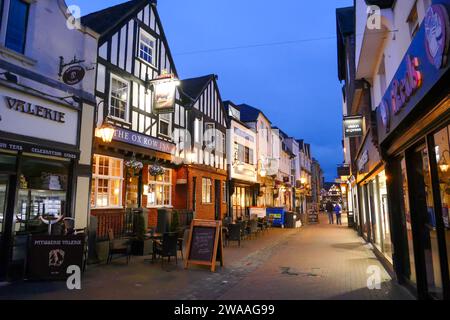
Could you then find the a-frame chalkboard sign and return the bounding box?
[184,219,224,272]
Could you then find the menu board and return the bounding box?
[184,220,224,272]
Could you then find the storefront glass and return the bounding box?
[400,157,416,284]
[419,145,443,298]
[433,125,450,286]
[0,174,7,235]
[148,169,171,207]
[16,157,69,233]
[378,171,393,262]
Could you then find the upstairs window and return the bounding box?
[159,113,171,137]
[109,74,129,121]
[407,2,419,39]
[5,0,29,54]
[139,29,155,66]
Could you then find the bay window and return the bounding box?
[147,169,172,207]
[91,155,123,208]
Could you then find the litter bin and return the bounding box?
[266,207,285,227]
[285,212,302,228]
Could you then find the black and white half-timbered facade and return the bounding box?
[82,0,186,230]
[173,75,228,221]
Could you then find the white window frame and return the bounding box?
[205,122,215,150]
[147,169,172,208]
[109,73,130,122]
[202,177,212,204]
[138,28,156,67]
[194,118,201,143]
[91,155,124,209]
[158,113,171,137]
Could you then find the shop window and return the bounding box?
[433,125,450,285]
[109,74,129,121]
[202,178,212,204]
[138,29,155,66]
[91,155,123,208]
[377,171,393,262]
[16,157,69,232]
[5,0,29,54]
[400,157,417,284]
[147,169,171,207]
[159,113,171,137]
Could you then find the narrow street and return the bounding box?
[0,214,413,300]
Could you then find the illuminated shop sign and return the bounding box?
[343,116,364,138]
[112,126,176,154]
[377,4,450,141]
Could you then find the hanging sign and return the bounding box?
[184,219,224,272]
[343,116,364,138]
[152,74,179,114]
[62,65,85,85]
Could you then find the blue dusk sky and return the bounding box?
[67,0,353,181]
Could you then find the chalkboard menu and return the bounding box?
[184,220,224,272]
[308,211,319,224]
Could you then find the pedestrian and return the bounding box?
[334,203,342,225]
[326,200,334,224]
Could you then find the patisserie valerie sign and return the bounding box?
[377,4,450,142]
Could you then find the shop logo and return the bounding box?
[425,5,450,70]
[380,99,390,133]
[49,249,65,267]
[390,55,422,115]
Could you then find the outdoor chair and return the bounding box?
[226,224,242,247]
[249,219,259,239]
[154,232,179,266]
[239,221,249,240]
[107,229,131,264]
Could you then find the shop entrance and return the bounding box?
[405,142,443,299]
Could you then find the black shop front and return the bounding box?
[377,4,450,300]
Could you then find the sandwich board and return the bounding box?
[184,219,224,272]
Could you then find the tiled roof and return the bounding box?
[179,74,215,102]
[82,0,148,35]
[238,103,272,124]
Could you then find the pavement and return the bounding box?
[0,214,414,300]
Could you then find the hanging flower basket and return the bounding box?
[149,163,165,177]
[125,156,143,177]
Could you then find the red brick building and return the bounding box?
[173,75,228,221]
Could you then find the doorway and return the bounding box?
[215,180,221,221]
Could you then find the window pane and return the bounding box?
[159,121,169,136]
[96,179,109,207]
[110,77,128,120]
[110,179,121,206]
[139,31,154,64]
[6,0,29,53]
[433,126,450,287]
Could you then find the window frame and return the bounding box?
[91,155,124,209]
[4,0,30,54]
[138,28,156,68]
[202,177,212,204]
[147,168,172,208]
[109,73,130,123]
[158,113,171,137]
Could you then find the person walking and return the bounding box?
[334,203,342,225]
[326,200,334,224]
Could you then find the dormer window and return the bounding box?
[139,29,156,66]
[5,0,30,54]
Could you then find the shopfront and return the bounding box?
[377,4,450,300]
[0,85,95,280]
[91,127,176,237]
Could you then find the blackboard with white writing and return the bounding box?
[188,226,216,262]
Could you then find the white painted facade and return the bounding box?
[355,0,433,110]
[0,0,99,231]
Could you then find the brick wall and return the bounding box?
[174,165,228,221]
